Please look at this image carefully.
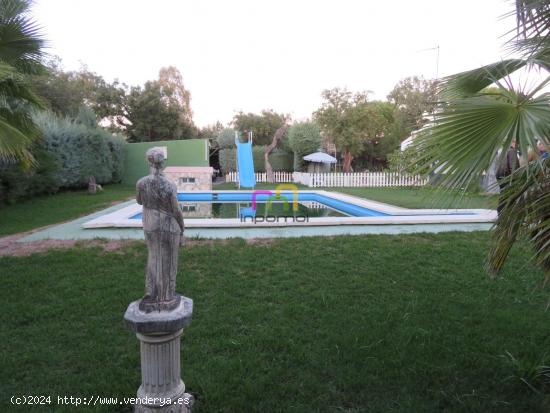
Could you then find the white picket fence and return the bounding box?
[226,171,294,183]
[293,172,428,188]
[226,171,428,188]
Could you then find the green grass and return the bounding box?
[0,184,135,236]
[332,187,497,209]
[213,182,309,190]
[1,233,548,412]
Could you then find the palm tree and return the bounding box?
[0,0,46,165]
[412,0,550,278]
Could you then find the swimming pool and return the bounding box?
[82,190,496,229]
[129,200,349,220]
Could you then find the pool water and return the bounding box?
[176,192,389,217]
[127,191,479,221]
[131,201,348,220]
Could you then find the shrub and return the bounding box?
[0,143,59,204]
[287,122,322,171]
[107,135,126,182]
[268,148,294,172]
[0,112,125,205]
[34,112,125,188]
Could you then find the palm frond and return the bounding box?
[501,0,550,58]
[0,114,35,164]
[412,85,550,191]
[437,58,550,99]
[487,158,550,277]
[0,0,46,75]
[0,61,43,163]
[515,0,550,41]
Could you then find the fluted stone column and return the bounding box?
[137,331,183,400]
[125,295,194,412]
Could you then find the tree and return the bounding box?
[158,66,193,124]
[197,122,224,141]
[314,88,370,171]
[352,101,401,170]
[0,0,46,164]
[287,121,322,171]
[314,89,398,171]
[232,110,288,146]
[123,81,195,142]
[411,0,550,278]
[122,67,196,142]
[216,127,236,149]
[30,64,196,141]
[264,125,289,181]
[387,76,438,137]
[29,59,126,121]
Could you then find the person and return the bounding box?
[136,148,185,312]
[495,139,519,215]
[538,140,548,160]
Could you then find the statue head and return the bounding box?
[146,148,165,174]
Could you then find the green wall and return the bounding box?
[122,139,209,185]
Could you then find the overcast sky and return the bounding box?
[33,0,515,127]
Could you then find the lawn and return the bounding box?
[329,187,497,209]
[1,232,548,412]
[0,184,135,236]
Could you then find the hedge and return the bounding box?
[35,112,126,188]
[0,144,59,204]
[0,112,126,205]
[219,146,293,174]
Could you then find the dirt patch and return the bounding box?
[109,198,133,206]
[0,230,276,257]
[0,232,141,257]
[183,238,276,247]
[245,238,276,246]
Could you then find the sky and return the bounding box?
[32,0,516,127]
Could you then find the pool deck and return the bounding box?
[82,190,496,229]
[18,191,496,242]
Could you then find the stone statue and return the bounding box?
[136,148,185,313]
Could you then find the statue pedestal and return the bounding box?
[124,295,194,412]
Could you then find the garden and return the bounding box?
[1,0,549,412]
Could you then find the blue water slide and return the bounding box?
[235,133,256,188]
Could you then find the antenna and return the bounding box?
[417,45,440,80]
[435,45,439,80]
